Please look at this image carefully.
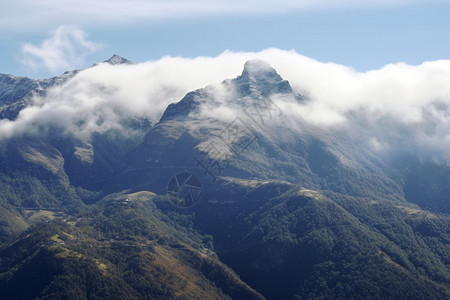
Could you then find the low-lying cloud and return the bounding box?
[2,48,450,161]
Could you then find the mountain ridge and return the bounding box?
[0,57,449,299]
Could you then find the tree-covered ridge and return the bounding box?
[0,192,263,300]
[194,178,450,299]
[1,180,448,299]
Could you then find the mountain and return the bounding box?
[0,58,449,299]
[0,70,79,121]
[0,54,132,120]
[123,59,402,200]
[0,192,263,300]
[104,54,134,65]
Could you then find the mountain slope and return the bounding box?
[0,58,449,299]
[0,192,263,300]
[121,59,403,202]
[194,178,450,299]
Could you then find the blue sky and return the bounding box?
[1,0,449,78]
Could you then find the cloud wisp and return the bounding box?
[2,48,450,161]
[20,25,103,74]
[0,0,438,32]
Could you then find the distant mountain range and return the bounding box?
[0,56,449,299]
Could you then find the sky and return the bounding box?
[1,0,450,78]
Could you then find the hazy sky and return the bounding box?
[1,0,449,78]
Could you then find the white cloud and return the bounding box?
[20,25,102,73]
[2,48,450,161]
[0,0,439,32]
[0,53,248,140]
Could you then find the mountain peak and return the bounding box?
[236,59,292,96]
[105,54,133,65]
[160,60,294,122]
[242,59,277,76]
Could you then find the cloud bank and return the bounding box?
[0,0,439,32]
[20,25,103,73]
[2,48,450,161]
